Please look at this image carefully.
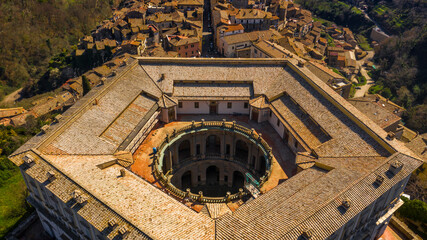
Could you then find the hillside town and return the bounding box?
[1,0,406,141]
[1,0,426,239]
[0,0,416,145]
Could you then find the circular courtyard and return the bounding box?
[154,120,272,202]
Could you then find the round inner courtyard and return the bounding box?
[131,115,294,207]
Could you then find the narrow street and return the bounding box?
[354,51,375,98]
[201,0,221,57]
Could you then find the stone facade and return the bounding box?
[8,58,423,240]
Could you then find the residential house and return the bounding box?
[327,46,346,68]
[0,107,26,119]
[343,27,357,48]
[230,9,277,31]
[177,0,203,10]
[216,24,244,49]
[232,0,249,9]
[219,30,278,57]
[166,35,200,57]
[348,95,404,132]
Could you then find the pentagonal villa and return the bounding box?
[9,57,423,240]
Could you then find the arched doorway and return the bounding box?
[206,166,220,185]
[206,135,220,155]
[235,140,249,163]
[251,108,259,121]
[181,171,192,190]
[259,156,266,173]
[232,171,245,188]
[178,140,191,162]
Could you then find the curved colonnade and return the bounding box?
[153,120,273,203]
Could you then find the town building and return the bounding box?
[9,57,423,240]
[0,107,26,118]
[219,30,279,57]
[166,35,200,57]
[348,95,405,133]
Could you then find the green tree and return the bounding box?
[82,75,91,95]
[398,197,427,223]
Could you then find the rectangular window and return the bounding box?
[226,144,230,154]
[196,144,200,154]
[277,119,280,127]
[178,102,183,108]
[224,175,228,183]
[227,102,232,109]
[194,102,199,108]
[191,44,194,47]
[254,49,258,54]
[244,102,248,109]
[294,140,298,148]
[269,110,272,117]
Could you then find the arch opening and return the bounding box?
[232,171,245,189]
[181,171,192,190]
[206,165,220,186]
[206,135,220,155]
[178,140,191,162]
[235,140,249,163]
[259,156,266,174]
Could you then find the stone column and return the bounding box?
[190,136,196,159]
[200,133,206,159]
[219,165,225,186]
[191,167,198,187]
[227,168,233,187]
[200,165,207,185]
[167,148,178,166]
[173,145,179,166]
[230,133,236,161]
[167,150,173,170]
[247,140,253,168]
[221,132,226,158]
[254,148,260,172]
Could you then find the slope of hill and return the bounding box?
[0,0,116,100]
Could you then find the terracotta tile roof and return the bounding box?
[249,95,269,109]
[222,30,277,45]
[10,58,423,240]
[348,97,401,130]
[222,24,244,32]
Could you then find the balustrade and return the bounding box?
[154,120,273,203]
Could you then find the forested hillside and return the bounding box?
[367,0,427,133]
[0,1,118,237]
[0,0,116,100]
[295,0,374,35]
[372,27,427,133]
[366,0,426,35]
[295,0,426,133]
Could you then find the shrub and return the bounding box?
[398,197,427,223]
